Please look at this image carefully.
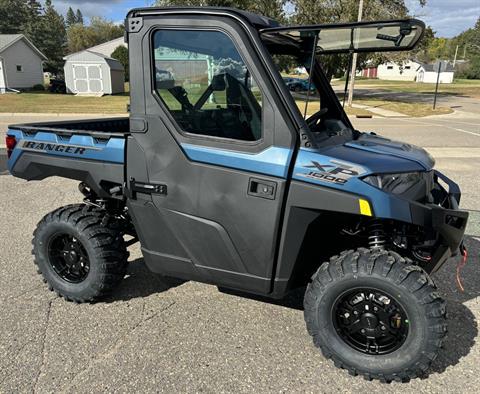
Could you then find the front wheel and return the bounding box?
[304,248,447,382]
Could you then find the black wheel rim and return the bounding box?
[332,288,409,355]
[47,233,90,283]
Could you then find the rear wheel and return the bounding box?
[304,248,447,382]
[32,204,129,302]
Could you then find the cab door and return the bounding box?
[126,14,297,294]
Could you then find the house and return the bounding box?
[374,59,455,83]
[63,50,125,95]
[416,60,455,84]
[0,34,47,93]
[377,60,420,81]
[63,37,126,95]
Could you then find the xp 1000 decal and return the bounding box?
[296,159,366,185]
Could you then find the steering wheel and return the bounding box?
[306,107,328,128]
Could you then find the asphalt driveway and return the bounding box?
[1,111,479,392]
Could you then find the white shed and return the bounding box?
[63,50,125,95]
[416,61,455,84]
[377,60,421,81]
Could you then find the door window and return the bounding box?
[153,29,262,141]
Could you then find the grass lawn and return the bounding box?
[0,84,458,118]
[0,91,129,114]
[352,98,453,117]
[295,99,373,117]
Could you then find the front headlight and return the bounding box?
[363,172,423,194]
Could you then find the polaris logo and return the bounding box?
[297,160,366,185]
[20,140,101,155]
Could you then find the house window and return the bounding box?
[16,65,23,72]
[405,66,411,70]
[387,65,394,70]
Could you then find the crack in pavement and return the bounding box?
[32,299,53,394]
[60,300,176,392]
[2,285,44,302]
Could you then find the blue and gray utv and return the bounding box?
[6,7,468,382]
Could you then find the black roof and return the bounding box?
[127,6,280,30]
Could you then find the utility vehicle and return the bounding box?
[6,7,469,382]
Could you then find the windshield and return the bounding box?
[260,19,425,144]
[261,19,425,54]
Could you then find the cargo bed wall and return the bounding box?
[7,118,128,198]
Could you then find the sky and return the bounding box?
[49,0,480,38]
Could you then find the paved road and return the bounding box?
[351,112,480,214]
[332,84,480,114]
[1,112,479,392]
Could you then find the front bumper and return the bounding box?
[409,171,469,273]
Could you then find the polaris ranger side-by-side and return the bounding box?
[6,8,468,382]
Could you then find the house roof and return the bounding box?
[64,37,125,59]
[0,34,47,60]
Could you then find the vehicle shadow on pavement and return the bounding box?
[104,237,479,377]
[218,286,306,311]
[106,258,186,302]
[428,235,479,376]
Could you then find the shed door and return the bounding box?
[73,64,103,93]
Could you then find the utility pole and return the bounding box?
[453,45,459,67]
[347,0,364,107]
[433,62,442,110]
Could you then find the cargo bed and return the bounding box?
[6,117,129,198]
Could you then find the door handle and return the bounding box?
[248,178,277,200]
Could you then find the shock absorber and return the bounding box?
[368,219,386,249]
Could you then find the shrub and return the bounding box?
[31,84,45,91]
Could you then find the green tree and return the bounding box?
[39,0,66,73]
[23,0,44,42]
[75,9,84,25]
[453,17,480,79]
[155,0,286,21]
[0,0,28,34]
[89,17,124,42]
[66,7,76,27]
[414,26,435,63]
[67,18,124,53]
[111,45,129,81]
[66,23,98,53]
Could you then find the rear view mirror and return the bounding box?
[261,19,425,54]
